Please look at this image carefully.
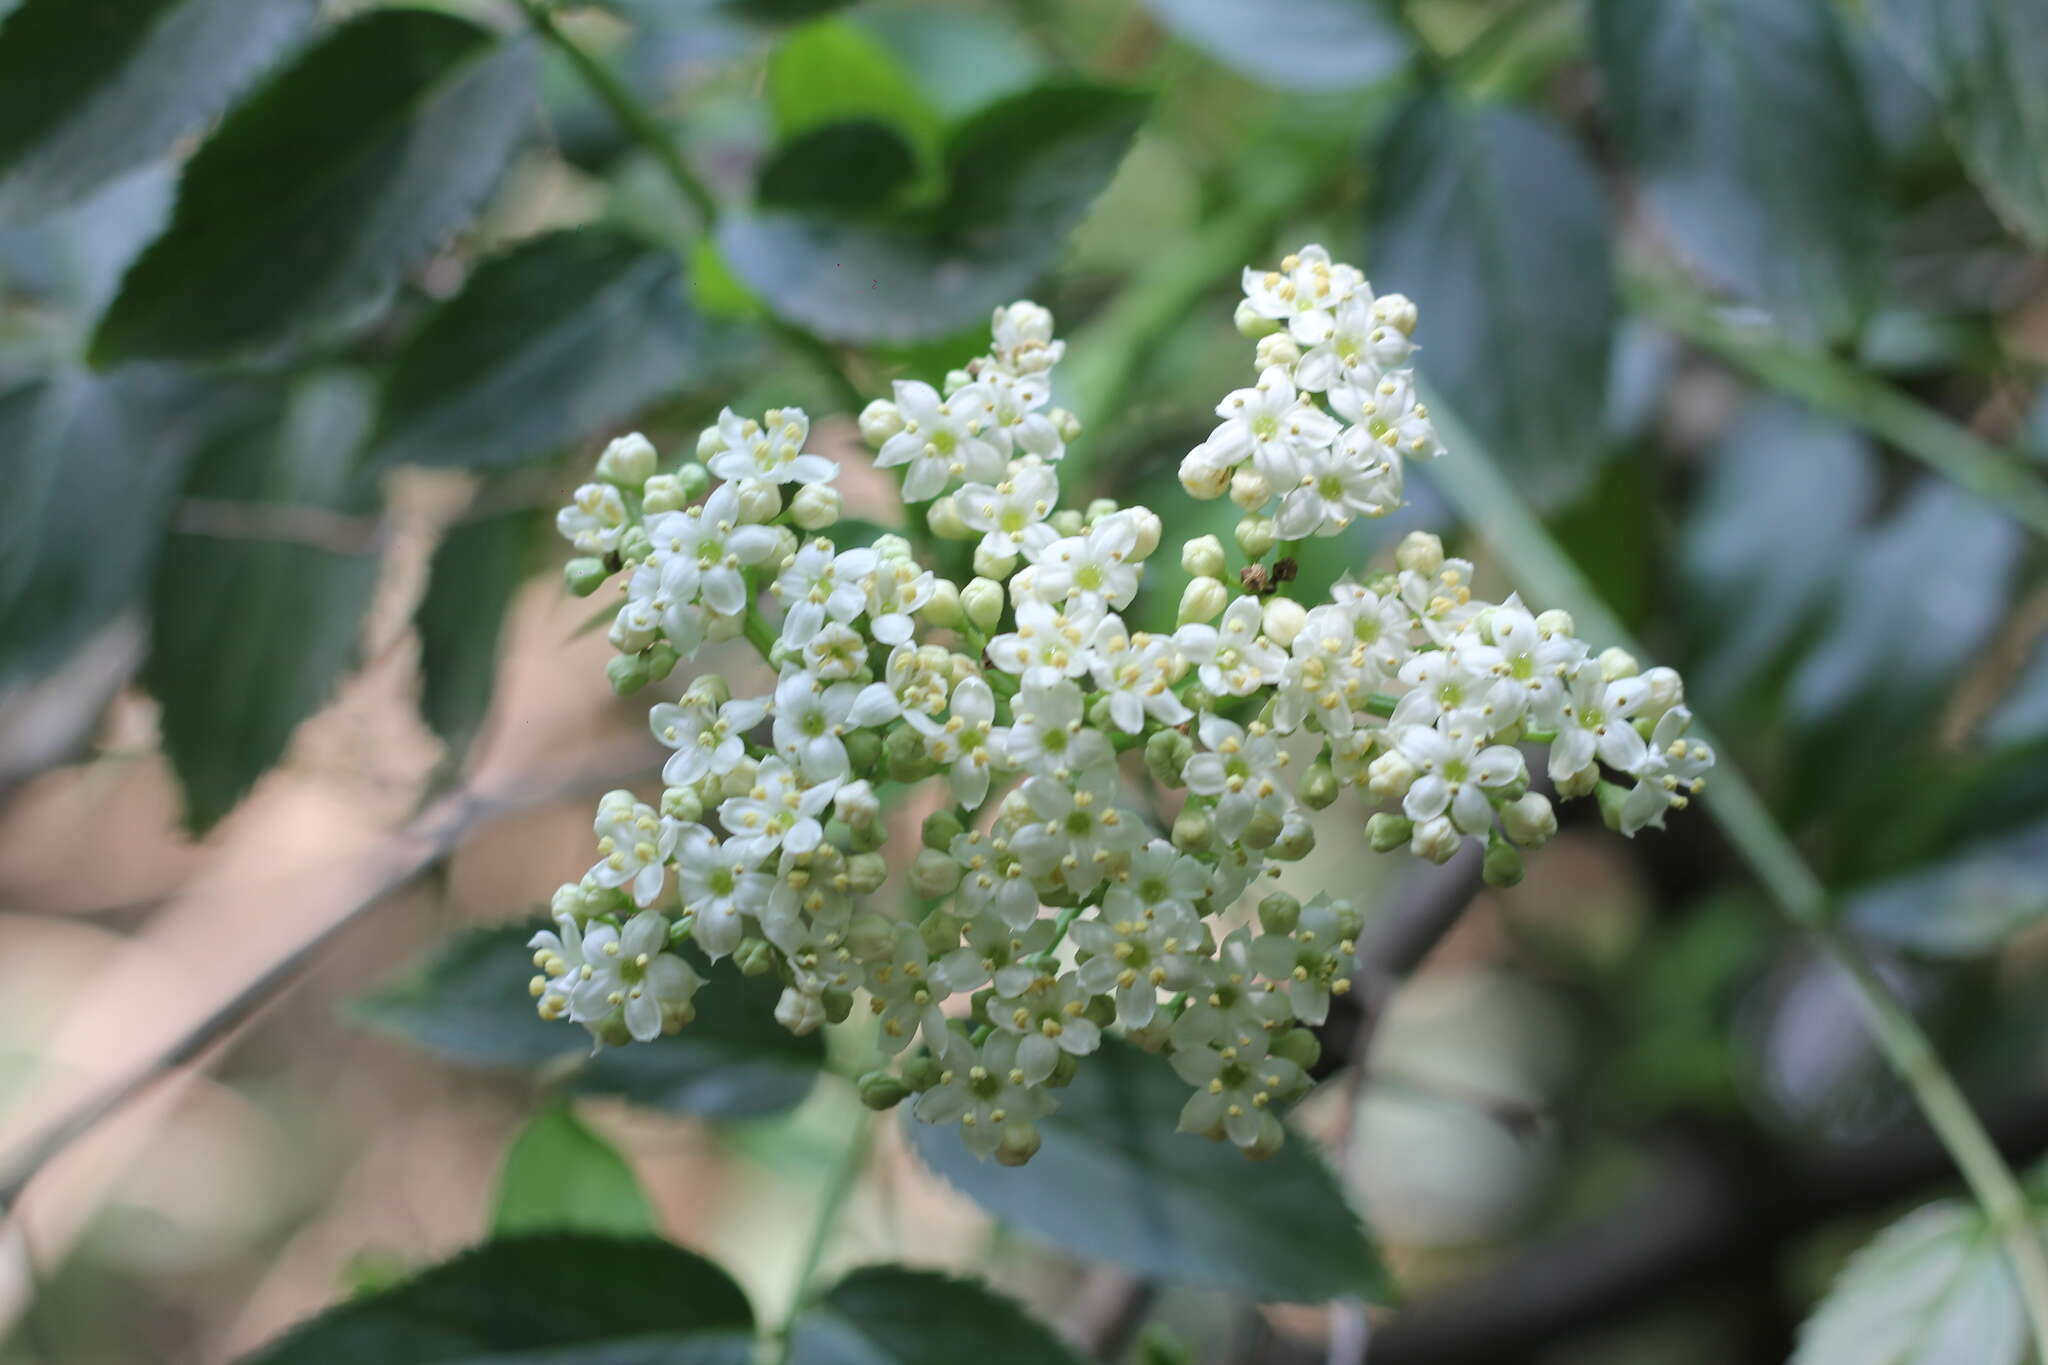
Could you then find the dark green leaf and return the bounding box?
[1676,399,1880,708]
[144,370,381,832]
[1867,0,2048,246]
[354,921,581,1069]
[1592,0,1884,338]
[356,921,826,1117]
[857,8,1043,120]
[493,1105,656,1237]
[1363,94,1615,506]
[414,507,532,766]
[369,228,709,470]
[0,365,258,688]
[1138,0,1409,91]
[789,1266,1084,1365]
[0,0,315,222]
[237,1235,755,1364]
[1848,820,2048,958]
[573,954,825,1118]
[90,10,538,366]
[719,83,1145,343]
[1793,1200,2029,1365]
[906,1037,1386,1303]
[758,122,918,211]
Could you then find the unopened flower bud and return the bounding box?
[858,399,903,447]
[846,914,896,960]
[704,610,744,643]
[1502,792,1557,848]
[683,672,731,707]
[1181,534,1226,579]
[1230,468,1272,511]
[846,851,889,894]
[1126,508,1162,561]
[926,495,972,540]
[822,988,854,1024]
[1258,892,1301,935]
[733,936,776,976]
[1272,1027,1321,1071]
[1374,292,1418,336]
[696,423,727,462]
[1242,807,1284,849]
[1409,815,1461,864]
[996,1121,1042,1167]
[1049,508,1085,538]
[1367,751,1417,802]
[1085,497,1119,525]
[885,724,936,782]
[858,1070,911,1111]
[1483,832,1525,888]
[675,462,710,499]
[973,545,1018,580]
[1599,646,1639,682]
[961,577,1004,632]
[834,778,881,827]
[606,652,651,695]
[1145,729,1194,788]
[919,907,963,958]
[1050,408,1082,441]
[618,525,652,565]
[1172,806,1214,853]
[1555,763,1600,800]
[735,480,781,524]
[902,1051,942,1091]
[595,432,657,487]
[776,987,826,1035]
[564,557,610,597]
[1270,817,1315,861]
[1234,515,1276,559]
[1535,608,1575,639]
[550,881,588,922]
[1262,597,1307,647]
[1254,332,1301,370]
[1178,575,1228,625]
[639,472,684,514]
[659,785,702,822]
[789,483,840,530]
[1179,447,1231,500]
[921,809,965,850]
[910,847,962,897]
[1367,812,1413,853]
[1638,665,1683,718]
[1397,530,1444,575]
[1299,761,1339,809]
[1007,564,1038,602]
[644,641,679,682]
[921,579,962,628]
[1234,297,1279,338]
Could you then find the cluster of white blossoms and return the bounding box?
[536,247,1714,1164]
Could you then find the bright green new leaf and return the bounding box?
[493,1105,656,1238]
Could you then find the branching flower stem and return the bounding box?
[1418,387,2048,1358]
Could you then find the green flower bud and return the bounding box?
[644,641,679,682]
[1329,898,1365,939]
[641,473,688,515]
[1084,995,1117,1029]
[902,1051,941,1091]
[1178,575,1228,625]
[564,557,610,597]
[1262,597,1307,647]
[859,399,903,447]
[595,432,657,487]
[618,525,652,565]
[1271,1027,1321,1072]
[822,988,854,1024]
[1047,1051,1080,1087]
[842,914,893,961]
[1233,513,1276,558]
[1145,729,1194,788]
[1258,892,1301,935]
[1242,807,1284,849]
[961,577,1003,632]
[1367,812,1413,853]
[910,847,962,897]
[922,809,965,851]
[682,672,730,707]
[1181,534,1227,579]
[846,852,889,894]
[884,725,934,782]
[606,652,651,695]
[921,579,963,629]
[733,936,776,977]
[1595,779,1631,831]
[789,484,841,531]
[1501,792,1557,848]
[1234,297,1279,338]
[1483,832,1525,888]
[1269,820,1315,861]
[1086,694,1116,732]
[926,495,973,541]
[839,728,881,776]
[919,907,963,958]
[1050,508,1085,538]
[1298,762,1339,810]
[1181,684,1216,716]
[996,1121,1042,1167]
[858,1070,911,1111]
[1555,762,1600,800]
[675,462,710,499]
[1172,806,1214,854]
[659,786,702,822]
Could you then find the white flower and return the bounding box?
[705,406,836,486]
[800,621,869,682]
[992,972,1102,1083]
[1239,244,1366,344]
[1009,765,1143,897]
[1175,596,1286,697]
[857,551,935,646]
[933,910,1055,994]
[673,824,771,957]
[564,910,703,1042]
[1183,714,1291,844]
[650,692,769,788]
[874,379,1003,501]
[1205,365,1340,490]
[557,482,628,554]
[1332,370,1444,460]
[1392,719,1526,836]
[1293,292,1414,393]
[643,483,780,617]
[914,1032,1056,1161]
[865,923,951,1052]
[773,541,873,646]
[910,676,998,807]
[770,670,896,782]
[1274,436,1402,539]
[1171,1035,1303,1152]
[956,463,1060,564]
[1548,667,1651,783]
[991,300,1063,374]
[1618,705,1713,835]
[587,793,679,907]
[995,677,1110,778]
[1248,895,1356,1026]
[950,830,1040,930]
[1030,514,1142,612]
[1169,929,1289,1050]
[1087,615,1191,733]
[717,757,835,864]
[988,598,1094,685]
[1479,596,1586,728]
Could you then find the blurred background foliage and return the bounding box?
[4,0,2048,1361]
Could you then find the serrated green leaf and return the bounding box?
[0,0,315,222]
[493,1105,656,1238]
[1591,0,1884,338]
[906,1037,1387,1303]
[1138,0,1409,92]
[368,228,709,470]
[144,370,381,832]
[90,10,538,366]
[236,1234,755,1364]
[789,1266,1084,1365]
[414,507,532,767]
[1793,1200,2031,1365]
[719,83,1145,344]
[1363,93,1615,506]
[757,122,918,211]
[1867,0,2048,247]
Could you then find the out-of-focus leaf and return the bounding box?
[356,922,826,1118]
[1676,399,1880,707]
[757,121,917,211]
[573,954,825,1118]
[0,165,172,326]
[1848,821,2048,958]
[1867,0,2048,246]
[719,83,1144,343]
[0,365,257,689]
[236,1235,755,1364]
[1138,0,1410,91]
[1363,93,1614,506]
[769,17,941,146]
[90,11,538,366]
[1792,1200,2030,1365]
[369,228,708,470]
[1591,0,1884,338]
[353,921,580,1069]
[858,8,1043,120]
[144,371,381,832]
[493,1105,655,1238]
[1786,481,2022,811]
[0,0,314,222]
[414,507,531,767]
[1987,636,2048,746]
[788,1266,1085,1365]
[906,1037,1387,1303]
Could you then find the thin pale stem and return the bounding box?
[1418,385,2048,1356]
[774,1108,875,1363]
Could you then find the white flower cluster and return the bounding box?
[536,254,1713,1164]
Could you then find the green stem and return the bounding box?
[1418,383,2048,1355]
[742,610,779,661]
[1626,271,2048,541]
[775,1108,874,1363]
